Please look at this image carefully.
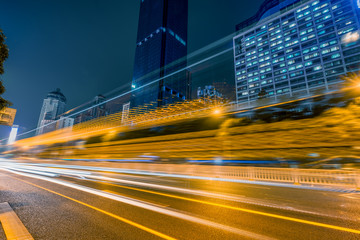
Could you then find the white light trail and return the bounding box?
[1,167,274,240]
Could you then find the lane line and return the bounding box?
[2,169,275,240]
[99,181,360,235]
[9,165,351,222]
[81,174,346,219]
[4,166,360,235]
[0,202,34,240]
[9,164,333,218]
[4,165,360,235]
[5,177,175,240]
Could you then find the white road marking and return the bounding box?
[340,193,360,200]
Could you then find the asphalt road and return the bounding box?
[0,159,359,239]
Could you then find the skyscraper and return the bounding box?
[132,0,189,107]
[233,0,360,107]
[74,95,107,124]
[36,88,66,135]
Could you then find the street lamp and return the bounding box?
[212,108,222,116]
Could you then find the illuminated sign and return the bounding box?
[0,108,16,126]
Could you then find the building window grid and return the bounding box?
[312,1,335,89]
[335,1,360,76]
[318,1,358,80]
[319,1,341,86]
[234,0,360,102]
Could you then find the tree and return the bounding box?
[0,29,12,110]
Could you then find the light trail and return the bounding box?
[16,162,359,193]
[3,46,233,144]
[3,163,336,217]
[0,162,347,218]
[1,162,358,228]
[2,168,275,240]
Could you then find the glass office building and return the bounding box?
[132,0,189,107]
[233,0,360,106]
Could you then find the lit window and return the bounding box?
[331,53,341,59]
[312,1,319,6]
[314,66,322,71]
[305,61,313,66]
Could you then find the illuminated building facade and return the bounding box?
[234,0,360,105]
[36,88,66,135]
[132,0,189,107]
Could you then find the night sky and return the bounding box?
[0,0,264,139]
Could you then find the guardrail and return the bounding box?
[108,163,360,189]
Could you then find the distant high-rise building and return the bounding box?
[74,95,107,124]
[7,125,19,145]
[56,116,74,130]
[132,0,189,107]
[197,85,223,100]
[36,88,66,135]
[91,95,107,118]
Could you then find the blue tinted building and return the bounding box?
[132,0,189,107]
[234,0,360,106]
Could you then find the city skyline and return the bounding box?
[1,2,360,239]
[0,0,265,139]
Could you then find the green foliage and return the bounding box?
[0,30,8,75]
[0,29,11,110]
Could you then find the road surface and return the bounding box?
[0,159,359,239]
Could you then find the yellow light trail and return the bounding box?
[100,182,360,235]
[9,176,176,240]
[14,98,227,148]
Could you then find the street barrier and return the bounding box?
[109,163,360,189]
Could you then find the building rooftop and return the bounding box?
[47,88,66,103]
